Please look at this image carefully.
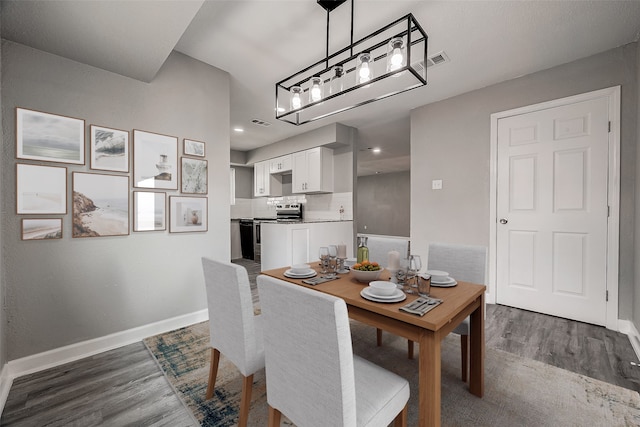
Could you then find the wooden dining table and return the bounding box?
[261,265,486,427]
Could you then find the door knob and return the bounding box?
[499,218,508,224]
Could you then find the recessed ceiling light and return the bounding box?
[372,147,381,154]
[233,127,244,132]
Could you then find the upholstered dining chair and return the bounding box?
[257,274,410,427]
[407,243,487,382]
[201,257,265,427]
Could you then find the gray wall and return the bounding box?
[411,43,638,320]
[1,41,230,360]
[635,41,640,331]
[357,171,410,237]
[234,166,253,199]
[0,19,5,369]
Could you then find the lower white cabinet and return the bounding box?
[260,221,354,270]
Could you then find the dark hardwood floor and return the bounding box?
[2,258,639,425]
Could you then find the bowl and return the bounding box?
[426,269,449,282]
[368,280,396,296]
[290,264,311,274]
[344,258,357,267]
[350,267,384,283]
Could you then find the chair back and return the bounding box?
[427,243,487,284]
[201,257,263,376]
[257,275,357,427]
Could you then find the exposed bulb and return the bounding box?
[390,48,403,70]
[309,77,323,102]
[291,86,302,110]
[357,52,372,85]
[359,63,370,81]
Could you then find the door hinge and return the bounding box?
[606,290,609,302]
[608,121,611,132]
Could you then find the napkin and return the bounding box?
[399,297,442,316]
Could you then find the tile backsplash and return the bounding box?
[231,192,353,220]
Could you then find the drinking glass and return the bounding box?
[409,255,422,290]
[327,245,338,276]
[397,257,413,293]
[319,246,329,273]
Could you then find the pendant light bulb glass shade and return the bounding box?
[387,37,406,73]
[356,52,373,86]
[309,76,324,103]
[290,86,303,110]
[329,65,344,95]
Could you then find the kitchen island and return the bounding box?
[260,220,354,270]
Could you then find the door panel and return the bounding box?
[497,96,609,325]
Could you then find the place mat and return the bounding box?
[399,297,442,316]
[302,275,339,285]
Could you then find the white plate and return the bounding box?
[364,286,403,300]
[431,279,457,288]
[431,276,456,285]
[284,269,317,279]
[360,288,407,303]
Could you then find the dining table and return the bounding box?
[260,264,486,427]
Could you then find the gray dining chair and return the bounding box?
[410,243,487,381]
[257,274,410,427]
[201,257,265,427]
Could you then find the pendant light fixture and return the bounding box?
[276,0,428,126]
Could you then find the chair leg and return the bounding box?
[268,405,282,427]
[461,334,469,382]
[393,404,408,427]
[238,374,254,427]
[376,328,383,346]
[206,348,221,400]
[407,340,414,359]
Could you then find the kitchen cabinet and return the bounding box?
[254,160,282,197]
[292,147,333,193]
[269,154,292,174]
[260,221,354,270]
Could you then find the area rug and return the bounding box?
[144,320,640,426]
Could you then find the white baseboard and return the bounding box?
[6,309,208,381]
[0,364,13,418]
[617,319,640,361]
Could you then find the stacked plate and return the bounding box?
[427,269,457,287]
[360,287,406,303]
[284,265,317,279]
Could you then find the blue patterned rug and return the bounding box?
[144,319,640,426]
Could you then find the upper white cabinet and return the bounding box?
[254,160,282,197]
[292,147,334,194]
[269,155,292,174]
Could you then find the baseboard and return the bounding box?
[0,364,13,417]
[618,319,640,361]
[7,309,208,381]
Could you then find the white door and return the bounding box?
[496,96,610,325]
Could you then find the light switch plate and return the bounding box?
[432,179,443,190]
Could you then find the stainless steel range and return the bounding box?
[275,203,303,222]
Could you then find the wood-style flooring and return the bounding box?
[2,258,639,425]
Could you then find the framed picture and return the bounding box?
[16,107,85,164]
[133,130,178,190]
[169,196,207,233]
[21,218,63,240]
[16,163,67,214]
[181,157,208,194]
[72,172,129,238]
[90,125,129,172]
[183,138,205,157]
[133,191,166,232]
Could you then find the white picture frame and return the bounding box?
[133,129,178,190]
[16,163,67,214]
[90,125,130,172]
[169,196,207,233]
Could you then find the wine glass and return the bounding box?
[319,247,329,273]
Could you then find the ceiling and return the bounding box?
[2,1,640,175]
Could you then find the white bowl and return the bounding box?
[345,258,357,267]
[350,267,384,283]
[426,269,449,282]
[290,264,311,274]
[368,280,396,296]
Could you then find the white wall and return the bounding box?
[1,41,230,360]
[411,43,638,319]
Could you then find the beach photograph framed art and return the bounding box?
[72,172,129,238]
[181,158,208,194]
[16,163,67,214]
[21,218,63,241]
[90,125,129,172]
[133,130,178,190]
[16,107,85,165]
[169,196,207,233]
[183,138,205,157]
[133,191,166,232]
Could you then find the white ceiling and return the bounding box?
[2,0,640,175]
